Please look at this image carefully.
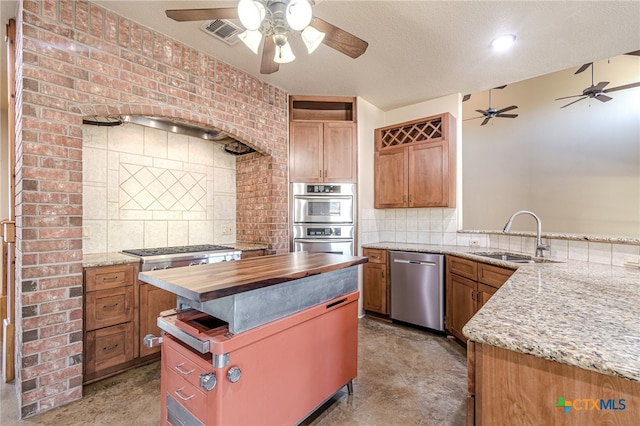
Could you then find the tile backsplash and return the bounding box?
[360,207,640,267]
[83,122,237,253]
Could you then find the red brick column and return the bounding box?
[14,0,288,417]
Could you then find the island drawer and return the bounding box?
[85,285,134,331]
[165,367,207,424]
[363,248,387,264]
[478,263,514,289]
[164,340,211,389]
[85,264,135,292]
[447,256,478,280]
[85,322,134,374]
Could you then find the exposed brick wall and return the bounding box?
[14,0,288,417]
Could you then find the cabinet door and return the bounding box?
[290,122,324,182]
[323,122,356,182]
[409,142,448,207]
[446,273,477,343]
[139,283,177,357]
[374,149,408,208]
[363,262,388,314]
[477,283,497,310]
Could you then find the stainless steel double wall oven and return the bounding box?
[292,183,355,256]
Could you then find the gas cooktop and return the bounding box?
[122,244,235,257]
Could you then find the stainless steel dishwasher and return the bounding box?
[390,251,445,332]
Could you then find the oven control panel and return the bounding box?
[307,227,341,237]
[306,184,341,193]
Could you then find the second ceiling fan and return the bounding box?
[467,88,519,126]
[165,0,368,75]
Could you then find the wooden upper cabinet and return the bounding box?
[374,149,407,208]
[290,122,324,182]
[323,122,356,182]
[374,113,456,208]
[289,96,357,183]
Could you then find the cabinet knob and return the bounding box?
[226,366,242,383]
[199,372,217,391]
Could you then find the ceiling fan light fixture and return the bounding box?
[274,40,296,63]
[301,26,325,53]
[491,34,516,51]
[286,0,313,31]
[238,0,266,31]
[238,29,263,54]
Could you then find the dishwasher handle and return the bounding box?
[393,258,437,266]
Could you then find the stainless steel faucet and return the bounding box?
[503,210,550,257]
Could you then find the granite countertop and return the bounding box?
[139,252,368,302]
[362,242,640,383]
[82,243,270,268]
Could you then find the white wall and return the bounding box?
[82,123,237,253]
[463,55,640,237]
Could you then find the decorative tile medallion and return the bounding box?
[120,163,206,212]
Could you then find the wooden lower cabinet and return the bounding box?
[84,263,177,384]
[139,283,177,357]
[446,256,514,344]
[447,273,476,341]
[362,248,389,315]
[468,342,640,425]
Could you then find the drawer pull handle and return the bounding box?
[174,387,195,401]
[103,303,119,309]
[103,344,119,352]
[175,363,195,375]
[102,275,119,282]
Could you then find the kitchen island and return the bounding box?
[138,251,367,426]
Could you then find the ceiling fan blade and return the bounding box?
[592,81,610,91]
[493,85,507,90]
[595,94,613,102]
[165,8,238,22]
[555,94,583,100]
[260,37,279,75]
[480,117,491,126]
[626,50,640,56]
[574,63,592,75]
[463,116,484,122]
[496,114,518,119]
[475,109,488,116]
[603,81,640,93]
[496,105,517,114]
[560,97,587,109]
[310,17,368,58]
[462,94,471,102]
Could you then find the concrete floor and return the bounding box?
[1,317,467,425]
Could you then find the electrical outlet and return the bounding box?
[83,227,90,239]
[221,225,233,235]
[623,255,640,268]
[469,240,480,248]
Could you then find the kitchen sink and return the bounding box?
[471,252,535,264]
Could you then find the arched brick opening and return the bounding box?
[13,0,289,417]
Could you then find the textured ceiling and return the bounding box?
[3,1,640,111]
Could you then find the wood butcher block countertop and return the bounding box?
[138,251,368,303]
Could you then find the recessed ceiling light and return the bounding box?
[491,34,516,51]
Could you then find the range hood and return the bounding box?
[82,115,256,155]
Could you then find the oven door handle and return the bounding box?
[294,195,353,200]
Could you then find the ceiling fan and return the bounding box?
[555,62,640,108]
[165,0,368,75]
[466,88,518,126]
